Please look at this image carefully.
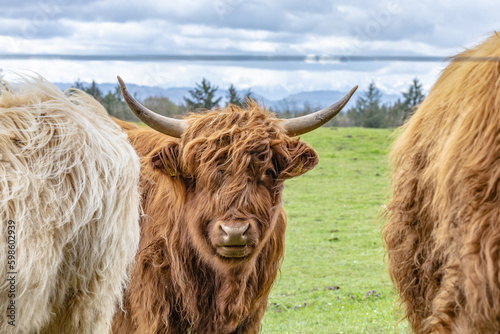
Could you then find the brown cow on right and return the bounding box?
[385,33,500,333]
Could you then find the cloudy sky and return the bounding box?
[0,0,498,99]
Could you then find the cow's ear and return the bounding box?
[274,139,319,180]
[151,142,180,177]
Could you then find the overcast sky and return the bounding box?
[0,0,498,99]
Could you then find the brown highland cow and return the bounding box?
[111,77,357,334]
[384,33,500,333]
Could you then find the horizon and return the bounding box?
[51,77,405,108]
[1,1,498,98]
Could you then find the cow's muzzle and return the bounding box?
[211,220,255,258]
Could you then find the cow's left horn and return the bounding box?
[282,86,358,136]
[117,76,187,138]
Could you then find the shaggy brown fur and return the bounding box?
[384,33,500,333]
[112,101,319,334]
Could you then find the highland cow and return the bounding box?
[111,77,357,334]
[384,33,500,333]
[0,77,141,333]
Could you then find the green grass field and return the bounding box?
[261,127,409,334]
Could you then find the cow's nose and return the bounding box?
[220,223,250,246]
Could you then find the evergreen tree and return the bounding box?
[347,82,387,128]
[103,85,129,120]
[403,78,425,109]
[72,80,103,103]
[226,84,242,107]
[85,80,103,102]
[387,78,425,127]
[401,77,425,122]
[386,99,407,128]
[73,79,85,90]
[226,84,254,108]
[184,78,222,111]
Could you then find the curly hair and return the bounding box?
[0,77,140,333]
[112,101,318,333]
[384,33,500,333]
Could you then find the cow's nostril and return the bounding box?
[219,224,228,237]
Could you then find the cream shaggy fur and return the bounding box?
[0,77,140,333]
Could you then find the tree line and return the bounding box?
[338,78,424,128]
[72,78,254,122]
[73,77,425,128]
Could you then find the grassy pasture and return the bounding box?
[261,127,409,333]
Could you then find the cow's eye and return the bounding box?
[265,168,276,178]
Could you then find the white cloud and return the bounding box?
[0,0,498,97]
[336,5,369,21]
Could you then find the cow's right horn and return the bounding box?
[117,76,187,138]
[281,86,358,137]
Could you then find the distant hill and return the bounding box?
[54,82,400,111]
[276,90,400,108]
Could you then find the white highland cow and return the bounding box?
[0,77,140,333]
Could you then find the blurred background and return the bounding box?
[0,0,498,126]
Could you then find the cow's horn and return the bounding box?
[117,76,187,138]
[282,86,358,136]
